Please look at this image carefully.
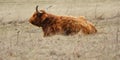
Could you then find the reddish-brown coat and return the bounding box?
[29,10,97,37]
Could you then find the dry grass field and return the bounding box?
[0,0,120,60]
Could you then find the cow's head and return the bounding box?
[29,5,48,27]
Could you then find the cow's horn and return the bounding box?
[36,5,39,13]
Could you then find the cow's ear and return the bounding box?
[41,14,48,21]
[40,10,46,14]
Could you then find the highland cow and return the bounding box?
[29,6,97,37]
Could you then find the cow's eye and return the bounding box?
[33,14,36,17]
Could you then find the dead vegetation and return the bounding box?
[0,0,120,60]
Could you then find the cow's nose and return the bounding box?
[29,18,33,22]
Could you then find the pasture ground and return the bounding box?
[0,0,120,60]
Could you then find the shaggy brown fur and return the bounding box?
[29,6,97,37]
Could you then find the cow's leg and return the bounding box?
[65,29,72,35]
[43,32,50,37]
[42,27,52,37]
[81,22,97,34]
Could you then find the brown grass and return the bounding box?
[0,0,120,60]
